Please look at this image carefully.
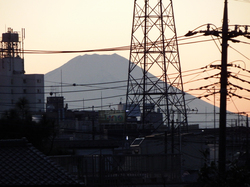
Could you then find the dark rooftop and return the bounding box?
[0,138,83,187]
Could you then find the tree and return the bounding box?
[0,97,55,154]
[196,161,250,187]
[15,97,31,120]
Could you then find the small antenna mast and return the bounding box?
[21,28,25,59]
[60,69,63,96]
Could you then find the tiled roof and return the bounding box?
[0,138,83,186]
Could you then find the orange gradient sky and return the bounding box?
[0,0,250,114]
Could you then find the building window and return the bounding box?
[11,99,14,104]
[37,89,40,93]
[38,99,41,103]
[11,79,13,84]
[23,89,26,94]
[37,79,41,83]
[23,79,26,83]
[11,89,13,94]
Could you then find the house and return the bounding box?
[0,137,83,186]
[129,129,210,183]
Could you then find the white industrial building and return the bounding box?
[0,28,44,114]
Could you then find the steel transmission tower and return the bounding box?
[126,0,188,132]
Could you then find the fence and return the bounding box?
[50,154,182,186]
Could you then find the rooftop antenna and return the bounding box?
[60,69,63,96]
[21,28,25,59]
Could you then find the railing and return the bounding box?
[50,154,181,186]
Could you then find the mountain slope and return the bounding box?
[45,53,238,128]
[45,54,136,110]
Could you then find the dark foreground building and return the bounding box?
[0,138,83,187]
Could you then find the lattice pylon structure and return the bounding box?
[126,0,188,132]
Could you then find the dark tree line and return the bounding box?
[0,97,56,154]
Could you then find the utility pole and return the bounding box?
[218,0,228,175]
[92,106,95,140]
[213,86,217,163]
[184,1,229,174]
[185,0,250,177]
[246,114,249,167]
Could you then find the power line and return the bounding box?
[1,60,250,113]
[229,45,250,60]
[1,65,249,100]
[0,35,225,55]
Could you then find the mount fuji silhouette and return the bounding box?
[45,53,238,128]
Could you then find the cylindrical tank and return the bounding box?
[2,32,19,42]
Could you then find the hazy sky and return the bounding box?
[1,0,250,114]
